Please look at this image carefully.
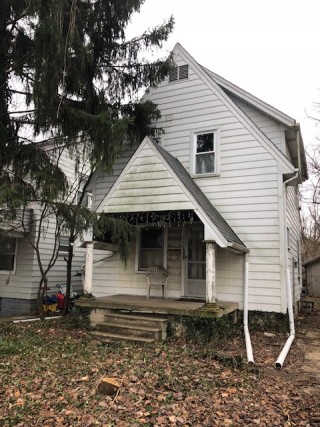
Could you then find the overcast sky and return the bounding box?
[127,0,320,149]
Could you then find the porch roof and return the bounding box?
[151,139,246,250]
[98,136,246,252]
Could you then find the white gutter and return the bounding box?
[275,170,299,369]
[296,127,301,178]
[243,253,254,365]
[227,242,250,253]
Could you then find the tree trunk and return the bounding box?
[37,277,47,320]
[63,238,74,316]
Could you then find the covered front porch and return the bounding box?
[83,137,249,309]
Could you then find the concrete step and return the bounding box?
[92,312,169,343]
[91,330,155,344]
[96,321,162,340]
[104,312,168,329]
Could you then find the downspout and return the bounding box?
[296,126,301,179]
[275,267,295,369]
[275,169,299,369]
[243,252,254,365]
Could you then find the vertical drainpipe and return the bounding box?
[275,167,299,368]
[243,252,254,365]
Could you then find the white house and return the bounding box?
[0,142,89,316]
[81,43,307,315]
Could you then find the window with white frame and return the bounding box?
[58,236,69,254]
[138,228,164,271]
[194,131,216,175]
[0,236,17,272]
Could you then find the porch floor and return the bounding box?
[76,294,238,318]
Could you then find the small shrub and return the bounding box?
[171,314,241,343]
[247,311,288,333]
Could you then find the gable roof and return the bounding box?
[97,136,247,252]
[168,43,296,177]
[143,43,309,181]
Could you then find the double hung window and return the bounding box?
[194,131,216,175]
[138,228,164,271]
[0,237,17,272]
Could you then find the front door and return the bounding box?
[185,225,206,298]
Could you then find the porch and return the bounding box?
[76,294,238,318]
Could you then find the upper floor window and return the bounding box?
[194,131,216,175]
[0,236,17,272]
[77,177,92,209]
[169,64,189,82]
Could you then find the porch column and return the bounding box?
[83,242,94,295]
[205,241,216,303]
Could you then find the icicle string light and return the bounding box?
[103,210,196,228]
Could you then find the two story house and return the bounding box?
[82,43,307,315]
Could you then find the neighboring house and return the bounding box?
[0,142,88,316]
[81,43,308,315]
[303,255,320,297]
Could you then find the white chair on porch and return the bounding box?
[146,266,168,299]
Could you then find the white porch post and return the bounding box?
[84,242,94,295]
[205,241,216,304]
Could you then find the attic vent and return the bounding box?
[179,64,189,80]
[169,65,189,82]
[169,67,178,82]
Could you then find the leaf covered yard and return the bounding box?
[0,313,319,427]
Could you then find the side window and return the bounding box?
[77,177,92,209]
[58,236,69,254]
[194,131,216,175]
[0,237,17,272]
[138,228,164,271]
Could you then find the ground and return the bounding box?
[0,305,320,427]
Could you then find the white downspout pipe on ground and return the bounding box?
[275,170,299,369]
[275,267,295,369]
[243,253,254,365]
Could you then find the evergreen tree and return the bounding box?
[1,0,174,314]
[1,0,173,195]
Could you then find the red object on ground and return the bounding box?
[57,293,65,310]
